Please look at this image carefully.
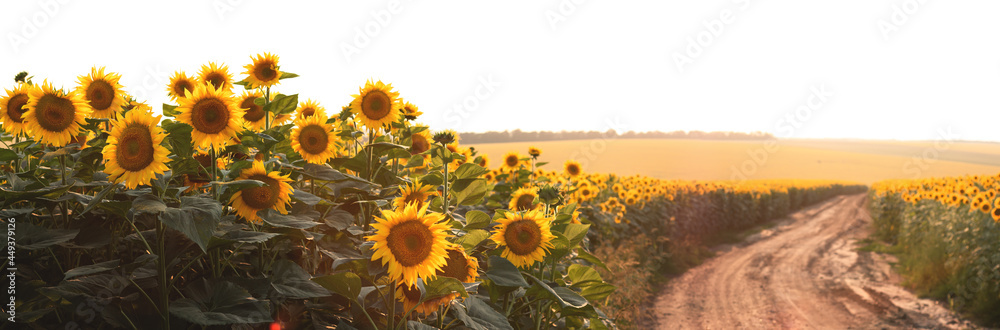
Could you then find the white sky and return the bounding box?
[3,0,999,141]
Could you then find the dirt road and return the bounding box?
[651,194,971,329]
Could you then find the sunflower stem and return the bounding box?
[210,145,218,202]
[264,87,271,131]
[60,154,68,224]
[156,216,171,329]
[442,161,450,216]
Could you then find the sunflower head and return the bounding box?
[528,147,542,158]
[395,281,451,315]
[242,52,281,88]
[176,83,244,151]
[436,247,478,283]
[476,154,489,168]
[393,181,439,210]
[509,187,540,212]
[167,71,196,101]
[0,83,32,136]
[367,203,451,288]
[237,91,267,131]
[490,210,555,268]
[229,161,294,224]
[291,114,339,164]
[76,66,125,119]
[295,99,325,119]
[401,101,422,120]
[502,152,523,171]
[23,80,90,146]
[198,62,234,91]
[350,80,401,130]
[103,109,170,189]
[564,160,582,178]
[408,129,431,155]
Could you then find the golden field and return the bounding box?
[471,138,1000,184]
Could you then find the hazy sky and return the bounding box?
[3,0,999,141]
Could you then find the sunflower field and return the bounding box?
[0,54,868,329]
[869,176,1000,324]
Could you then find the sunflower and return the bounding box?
[502,152,523,171]
[393,181,439,209]
[242,52,281,88]
[476,154,489,168]
[198,62,234,91]
[564,160,582,178]
[175,83,244,151]
[401,101,422,120]
[992,207,1000,223]
[103,110,170,189]
[76,66,126,119]
[0,83,32,136]
[395,281,450,315]
[23,80,90,147]
[577,185,595,201]
[367,203,451,288]
[437,247,478,283]
[229,160,294,224]
[237,91,267,131]
[490,209,555,268]
[409,129,431,155]
[528,146,542,158]
[290,114,338,164]
[295,99,325,119]
[509,187,540,211]
[350,80,401,130]
[391,246,477,313]
[167,71,196,101]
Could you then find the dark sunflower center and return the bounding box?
[241,174,280,210]
[191,98,230,134]
[298,125,329,155]
[6,94,27,123]
[173,80,194,97]
[410,135,429,155]
[515,194,535,211]
[403,190,427,207]
[34,94,76,132]
[205,73,227,90]
[436,249,470,281]
[254,63,278,81]
[581,189,591,197]
[86,80,115,110]
[993,208,1000,217]
[504,220,542,256]
[505,156,519,167]
[567,164,580,176]
[361,90,392,120]
[385,220,434,267]
[301,107,315,117]
[116,124,155,172]
[241,97,265,122]
[400,284,422,302]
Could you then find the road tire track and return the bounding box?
[650,194,972,329]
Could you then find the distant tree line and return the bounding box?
[457,129,774,144]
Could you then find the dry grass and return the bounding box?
[592,234,661,328]
[472,139,1000,184]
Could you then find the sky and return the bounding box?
[3,0,999,142]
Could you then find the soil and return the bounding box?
[649,194,977,329]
